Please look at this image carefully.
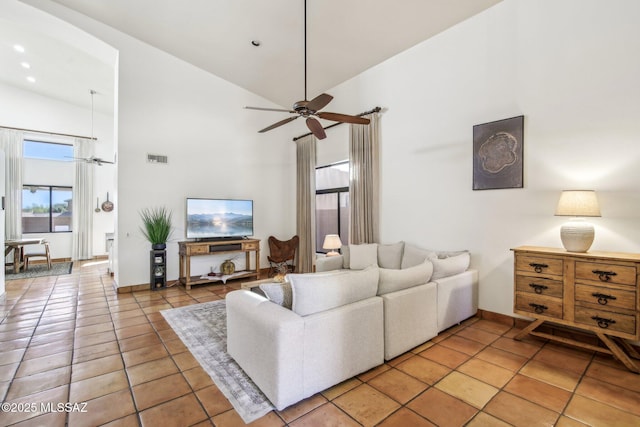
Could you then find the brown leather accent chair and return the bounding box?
[267,235,299,277]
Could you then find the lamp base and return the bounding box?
[326,250,340,257]
[560,218,594,252]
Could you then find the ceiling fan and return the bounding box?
[244,0,370,140]
[67,156,115,166]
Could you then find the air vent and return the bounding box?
[147,154,168,164]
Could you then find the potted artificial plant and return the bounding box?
[139,207,173,250]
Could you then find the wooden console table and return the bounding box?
[512,246,640,373]
[178,239,260,290]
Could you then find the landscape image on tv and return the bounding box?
[187,199,253,239]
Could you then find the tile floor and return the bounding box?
[1,260,639,426]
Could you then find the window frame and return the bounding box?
[315,160,350,254]
[23,139,74,162]
[22,184,73,234]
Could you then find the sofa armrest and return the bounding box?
[226,290,305,410]
[434,269,479,332]
[315,255,344,272]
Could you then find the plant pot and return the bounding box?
[152,243,166,250]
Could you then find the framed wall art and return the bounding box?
[473,115,524,190]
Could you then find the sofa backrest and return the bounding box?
[287,266,379,316]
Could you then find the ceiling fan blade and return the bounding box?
[317,112,371,125]
[306,117,327,139]
[245,106,296,113]
[259,116,299,133]
[305,93,333,112]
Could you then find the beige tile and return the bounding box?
[419,343,470,368]
[321,377,362,401]
[396,355,451,385]
[504,374,572,413]
[368,368,428,404]
[68,389,136,427]
[438,335,486,356]
[520,360,581,392]
[195,384,234,417]
[435,371,499,409]
[289,403,360,427]
[138,393,209,427]
[564,394,640,426]
[71,354,124,382]
[69,370,129,402]
[575,375,640,416]
[377,407,435,427]
[466,412,512,427]
[484,391,560,427]
[457,358,515,388]
[333,383,400,426]
[475,346,528,371]
[126,357,179,386]
[132,373,192,410]
[5,365,70,400]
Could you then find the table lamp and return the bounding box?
[554,190,601,252]
[322,234,343,257]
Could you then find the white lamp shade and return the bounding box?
[555,190,601,217]
[322,234,342,250]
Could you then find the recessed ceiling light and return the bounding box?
[26,76,36,83]
[13,44,25,53]
[20,62,30,69]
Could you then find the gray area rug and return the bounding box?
[5,261,73,280]
[161,300,275,423]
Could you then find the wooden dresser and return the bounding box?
[512,246,640,373]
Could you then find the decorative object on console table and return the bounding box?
[472,115,524,190]
[554,190,601,252]
[512,246,640,373]
[322,234,342,257]
[150,250,166,290]
[221,259,236,275]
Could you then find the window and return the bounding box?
[315,161,349,253]
[23,140,74,161]
[22,186,73,233]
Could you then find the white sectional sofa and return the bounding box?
[226,242,478,410]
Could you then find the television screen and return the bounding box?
[186,198,253,240]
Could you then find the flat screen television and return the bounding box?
[186,198,254,240]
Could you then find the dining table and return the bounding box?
[4,238,45,274]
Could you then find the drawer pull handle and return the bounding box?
[591,292,617,305]
[529,283,548,294]
[591,316,616,329]
[592,270,617,282]
[529,263,549,273]
[529,303,548,314]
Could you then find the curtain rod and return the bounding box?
[0,125,97,141]
[292,106,382,141]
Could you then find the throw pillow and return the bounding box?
[289,265,379,316]
[401,244,437,269]
[431,252,470,280]
[341,245,350,269]
[377,241,405,269]
[259,282,292,309]
[377,260,434,295]
[349,243,378,270]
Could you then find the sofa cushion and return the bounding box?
[259,282,293,309]
[349,244,378,270]
[401,244,437,269]
[289,266,379,316]
[431,251,470,280]
[377,241,405,269]
[341,245,350,269]
[377,260,433,295]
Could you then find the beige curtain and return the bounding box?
[0,129,24,240]
[349,112,380,244]
[72,138,94,260]
[296,135,316,273]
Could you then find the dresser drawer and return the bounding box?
[516,255,563,276]
[575,283,636,312]
[515,293,563,319]
[574,306,636,336]
[516,275,563,298]
[575,261,636,287]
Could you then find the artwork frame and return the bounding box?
[473,115,524,190]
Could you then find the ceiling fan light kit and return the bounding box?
[245,0,370,139]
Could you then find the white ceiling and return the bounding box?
[3,0,501,112]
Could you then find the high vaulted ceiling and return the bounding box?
[51,0,500,108]
[3,0,502,113]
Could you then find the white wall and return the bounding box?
[0,82,116,258]
[322,0,640,316]
[24,0,297,287]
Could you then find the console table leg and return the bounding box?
[514,319,544,341]
[597,333,640,374]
